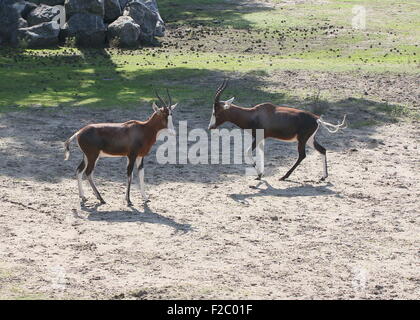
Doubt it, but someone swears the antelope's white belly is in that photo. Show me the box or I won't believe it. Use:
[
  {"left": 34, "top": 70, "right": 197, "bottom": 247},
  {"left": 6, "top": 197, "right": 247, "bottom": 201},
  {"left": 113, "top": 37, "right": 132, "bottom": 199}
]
[{"left": 99, "top": 151, "right": 124, "bottom": 158}]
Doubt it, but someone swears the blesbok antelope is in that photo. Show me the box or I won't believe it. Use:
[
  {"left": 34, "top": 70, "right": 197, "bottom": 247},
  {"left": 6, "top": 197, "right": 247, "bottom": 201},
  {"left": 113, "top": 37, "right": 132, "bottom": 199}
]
[
  {"left": 64, "top": 91, "right": 178, "bottom": 206},
  {"left": 208, "top": 80, "right": 346, "bottom": 181}
]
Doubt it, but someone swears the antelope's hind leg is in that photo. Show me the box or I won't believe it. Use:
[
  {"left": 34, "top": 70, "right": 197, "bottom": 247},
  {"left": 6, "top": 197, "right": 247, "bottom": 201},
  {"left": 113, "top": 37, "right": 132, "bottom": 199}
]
[
  {"left": 306, "top": 126, "right": 328, "bottom": 181},
  {"left": 76, "top": 155, "right": 88, "bottom": 203},
  {"left": 313, "top": 140, "right": 328, "bottom": 180},
  {"left": 85, "top": 152, "right": 106, "bottom": 204},
  {"left": 280, "top": 138, "right": 307, "bottom": 181}
]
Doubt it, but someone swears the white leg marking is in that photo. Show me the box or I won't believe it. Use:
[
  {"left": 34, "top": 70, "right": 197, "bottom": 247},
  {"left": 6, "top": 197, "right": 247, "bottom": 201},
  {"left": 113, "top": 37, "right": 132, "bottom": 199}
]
[
  {"left": 246, "top": 145, "right": 255, "bottom": 166},
  {"left": 322, "top": 154, "right": 328, "bottom": 179},
  {"left": 135, "top": 157, "right": 148, "bottom": 201},
  {"left": 307, "top": 124, "right": 319, "bottom": 149},
  {"left": 77, "top": 155, "right": 87, "bottom": 200},
  {"left": 255, "top": 140, "right": 265, "bottom": 176}
]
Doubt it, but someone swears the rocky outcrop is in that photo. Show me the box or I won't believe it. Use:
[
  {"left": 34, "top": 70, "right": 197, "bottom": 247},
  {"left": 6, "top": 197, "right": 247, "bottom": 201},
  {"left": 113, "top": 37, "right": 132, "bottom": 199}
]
[
  {"left": 0, "top": 0, "right": 165, "bottom": 47},
  {"left": 123, "top": 1, "right": 157, "bottom": 42},
  {"left": 26, "top": 4, "right": 60, "bottom": 26},
  {"left": 107, "top": 15, "right": 140, "bottom": 47},
  {"left": 17, "top": 21, "right": 60, "bottom": 47},
  {"left": 104, "top": 0, "right": 121, "bottom": 23},
  {"left": 27, "top": 1, "right": 65, "bottom": 5},
  {"left": 64, "top": 0, "right": 104, "bottom": 17},
  {"left": 62, "top": 13, "right": 106, "bottom": 47},
  {"left": 0, "top": 0, "right": 21, "bottom": 45}
]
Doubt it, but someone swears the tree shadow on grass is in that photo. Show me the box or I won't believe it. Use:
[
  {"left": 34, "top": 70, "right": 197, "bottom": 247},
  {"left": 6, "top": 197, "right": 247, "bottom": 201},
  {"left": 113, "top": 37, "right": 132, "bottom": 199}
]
[
  {"left": 159, "top": 0, "right": 274, "bottom": 28},
  {"left": 82, "top": 203, "right": 192, "bottom": 233}
]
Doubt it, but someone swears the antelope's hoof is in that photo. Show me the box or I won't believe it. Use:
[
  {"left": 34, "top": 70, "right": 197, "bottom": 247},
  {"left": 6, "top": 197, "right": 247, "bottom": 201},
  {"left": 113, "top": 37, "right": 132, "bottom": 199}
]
[
  {"left": 320, "top": 176, "right": 327, "bottom": 181},
  {"left": 143, "top": 198, "right": 151, "bottom": 204},
  {"left": 80, "top": 197, "right": 88, "bottom": 203},
  {"left": 127, "top": 201, "right": 133, "bottom": 207},
  {"left": 255, "top": 174, "right": 262, "bottom": 180},
  {"left": 99, "top": 199, "right": 106, "bottom": 205},
  {"left": 279, "top": 176, "right": 287, "bottom": 181}
]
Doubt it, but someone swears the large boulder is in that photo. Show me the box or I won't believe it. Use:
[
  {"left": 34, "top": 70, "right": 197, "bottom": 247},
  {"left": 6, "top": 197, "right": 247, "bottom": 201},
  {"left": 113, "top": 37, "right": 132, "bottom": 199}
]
[
  {"left": 0, "top": 0, "right": 21, "bottom": 45},
  {"left": 27, "top": 4, "right": 60, "bottom": 26},
  {"left": 118, "top": 0, "right": 130, "bottom": 10},
  {"left": 64, "top": 0, "right": 104, "bottom": 17},
  {"left": 107, "top": 15, "right": 140, "bottom": 47},
  {"left": 62, "top": 13, "right": 106, "bottom": 46},
  {"left": 17, "top": 21, "right": 60, "bottom": 47},
  {"left": 27, "top": 0, "right": 65, "bottom": 5},
  {"left": 123, "top": 1, "right": 157, "bottom": 42},
  {"left": 140, "top": 0, "right": 164, "bottom": 36},
  {"left": 13, "top": 1, "right": 38, "bottom": 19},
  {"left": 39, "top": 0, "right": 65, "bottom": 5},
  {"left": 104, "top": 0, "right": 121, "bottom": 23}
]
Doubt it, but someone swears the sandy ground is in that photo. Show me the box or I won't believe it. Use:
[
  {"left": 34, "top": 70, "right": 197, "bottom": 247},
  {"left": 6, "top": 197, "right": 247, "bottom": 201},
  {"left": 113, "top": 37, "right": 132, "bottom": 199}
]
[{"left": 0, "top": 103, "right": 418, "bottom": 299}]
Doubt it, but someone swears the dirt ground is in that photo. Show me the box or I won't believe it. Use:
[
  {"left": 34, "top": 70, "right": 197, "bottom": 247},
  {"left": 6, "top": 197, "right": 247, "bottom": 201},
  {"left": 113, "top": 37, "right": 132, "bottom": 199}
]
[{"left": 0, "top": 90, "right": 418, "bottom": 299}]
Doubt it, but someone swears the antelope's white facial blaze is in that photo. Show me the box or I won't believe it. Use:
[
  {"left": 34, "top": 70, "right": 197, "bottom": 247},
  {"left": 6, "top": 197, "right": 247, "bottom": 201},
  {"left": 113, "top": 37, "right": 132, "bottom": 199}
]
[
  {"left": 208, "top": 111, "right": 216, "bottom": 130},
  {"left": 167, "top": 113, "right": 175, "bottom": 135},
  {"left": 167, "top": 103, "right": 177, "bottom": 136}
]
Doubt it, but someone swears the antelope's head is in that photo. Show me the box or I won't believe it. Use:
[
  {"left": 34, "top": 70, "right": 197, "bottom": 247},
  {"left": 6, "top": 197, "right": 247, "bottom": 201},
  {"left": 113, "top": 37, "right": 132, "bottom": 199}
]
[
  {"left": 153, "top": 89, "right": 177, "bottom": 136},
  {"left": 208, "top": 80, "right": 234, "bottom": 130}
]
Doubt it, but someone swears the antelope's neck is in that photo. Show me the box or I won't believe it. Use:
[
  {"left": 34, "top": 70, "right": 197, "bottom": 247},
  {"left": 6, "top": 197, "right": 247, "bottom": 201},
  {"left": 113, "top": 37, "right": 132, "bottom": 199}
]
[
  {"left": 145, "top": 113, "right": 166, "bottom": 137},
  {"left": 226, "top": 105, "right": 255, "bottom": 129}
]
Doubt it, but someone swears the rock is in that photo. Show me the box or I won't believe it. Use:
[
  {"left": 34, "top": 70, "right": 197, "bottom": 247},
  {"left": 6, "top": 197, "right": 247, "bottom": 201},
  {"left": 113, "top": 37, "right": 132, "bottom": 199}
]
[
  {"left": 39, "top": 0, "right": 65, "bottom": 5},
  {"left": 107, "top": 15, "right": 140, "bottom": 47},
  {"left": 140, "top": 0, "right": 164, "bottom": 36},
  {"left": 0, "top": 0, "right": 21, "bottom": 45},
  {"left": 14, "top": 1, "right": 38, "bottom": 19},
  {"left": 104, "top": 0, "right": 121, "bottom": 23},
  {"left": 17, "top": 21, "right": 60, "bottom": 47},
  {"left": 64, "top": 0, "right": 104, "bottom": 17},
  {"left": 18, "top": 17, "right": 28, "bottom": 28},
  {"left": 23, "top": 1, "right": 65, "bottom": 6},
  {"left": 27, "top": 4, "right": 60, "bottom": 26},
  {"left": 123, "top": 1, "right": 157, "bottom": 42},
  {"left": 119, "top": 0, "right": 130, "bottom": 10},
  {"left": 63, "top": 13, "right": 106, "bottom": 47}
]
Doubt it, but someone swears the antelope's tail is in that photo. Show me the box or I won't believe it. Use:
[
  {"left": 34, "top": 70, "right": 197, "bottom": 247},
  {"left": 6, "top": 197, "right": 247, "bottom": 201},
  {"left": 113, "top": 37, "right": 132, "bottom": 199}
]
[
  {"left": 317, "top": 114, "right": 347, "bottom": 133},
  {"left": 64, "top": 131, "right": 79, "bottom": 160}
]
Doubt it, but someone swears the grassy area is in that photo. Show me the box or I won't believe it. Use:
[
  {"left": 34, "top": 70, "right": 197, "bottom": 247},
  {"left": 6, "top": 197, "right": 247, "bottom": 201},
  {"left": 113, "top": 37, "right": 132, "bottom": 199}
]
[{"left": 0, "top": 0, "right": 418, "bottom": 118}]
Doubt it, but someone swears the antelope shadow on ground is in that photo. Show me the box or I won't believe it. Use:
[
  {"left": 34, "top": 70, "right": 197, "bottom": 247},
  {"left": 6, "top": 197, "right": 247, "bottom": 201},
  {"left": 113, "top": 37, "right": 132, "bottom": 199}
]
[
  {"left": 82, "top": 203, "right": 192, "bottom": 233},
  {"left": 229, "top": 179, "right": 338, "bottom": 205}
]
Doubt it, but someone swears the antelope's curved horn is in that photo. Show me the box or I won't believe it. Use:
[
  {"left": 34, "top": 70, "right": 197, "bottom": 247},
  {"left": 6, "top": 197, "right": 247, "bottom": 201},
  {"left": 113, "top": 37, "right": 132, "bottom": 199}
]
[
  {"left": 154, "top": 90, "right": 166, "bottom": 107},
  {"left": 214, "top": 79, "right": 228, "bottom": 104},
  {"left": 166, "top": 88, "right": 172, "bottom": 107}
]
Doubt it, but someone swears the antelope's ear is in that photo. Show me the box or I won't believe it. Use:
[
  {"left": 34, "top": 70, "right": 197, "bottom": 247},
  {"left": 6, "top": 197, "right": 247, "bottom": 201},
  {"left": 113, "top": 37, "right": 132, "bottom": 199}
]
[
  {"left": 170, "top": 103, "right": 178, "bottom": 111},
  {"left": 152, "top": 102, "right": 160, "bottom": 113},
  {"left": 223, "top": 97, "right": 234, "bottom": 109}
]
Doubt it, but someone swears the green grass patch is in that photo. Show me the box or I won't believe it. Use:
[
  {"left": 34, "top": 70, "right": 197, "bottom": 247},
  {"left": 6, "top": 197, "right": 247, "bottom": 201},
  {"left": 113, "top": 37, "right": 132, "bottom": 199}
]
[{"left": 0, "top": 0, "right": 418, "bottom": 122}]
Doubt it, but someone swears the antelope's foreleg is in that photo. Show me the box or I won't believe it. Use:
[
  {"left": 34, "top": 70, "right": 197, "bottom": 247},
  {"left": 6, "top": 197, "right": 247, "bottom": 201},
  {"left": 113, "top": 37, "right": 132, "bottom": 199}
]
[
  {"left": 247, "top": 138, "right": 265, "bottom": 180},
  {"left": 136, "top": 157, "right": 149, "bottom": 202}
]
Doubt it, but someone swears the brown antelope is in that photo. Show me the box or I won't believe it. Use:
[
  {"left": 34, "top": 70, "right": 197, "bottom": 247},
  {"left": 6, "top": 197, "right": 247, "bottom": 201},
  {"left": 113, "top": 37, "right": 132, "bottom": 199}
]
[
  {"left": 64, "top": 91, "right": 177, "bottom": 206},
  {"left": 208, "top": 80, "right": 346, "bottom": 181}
]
